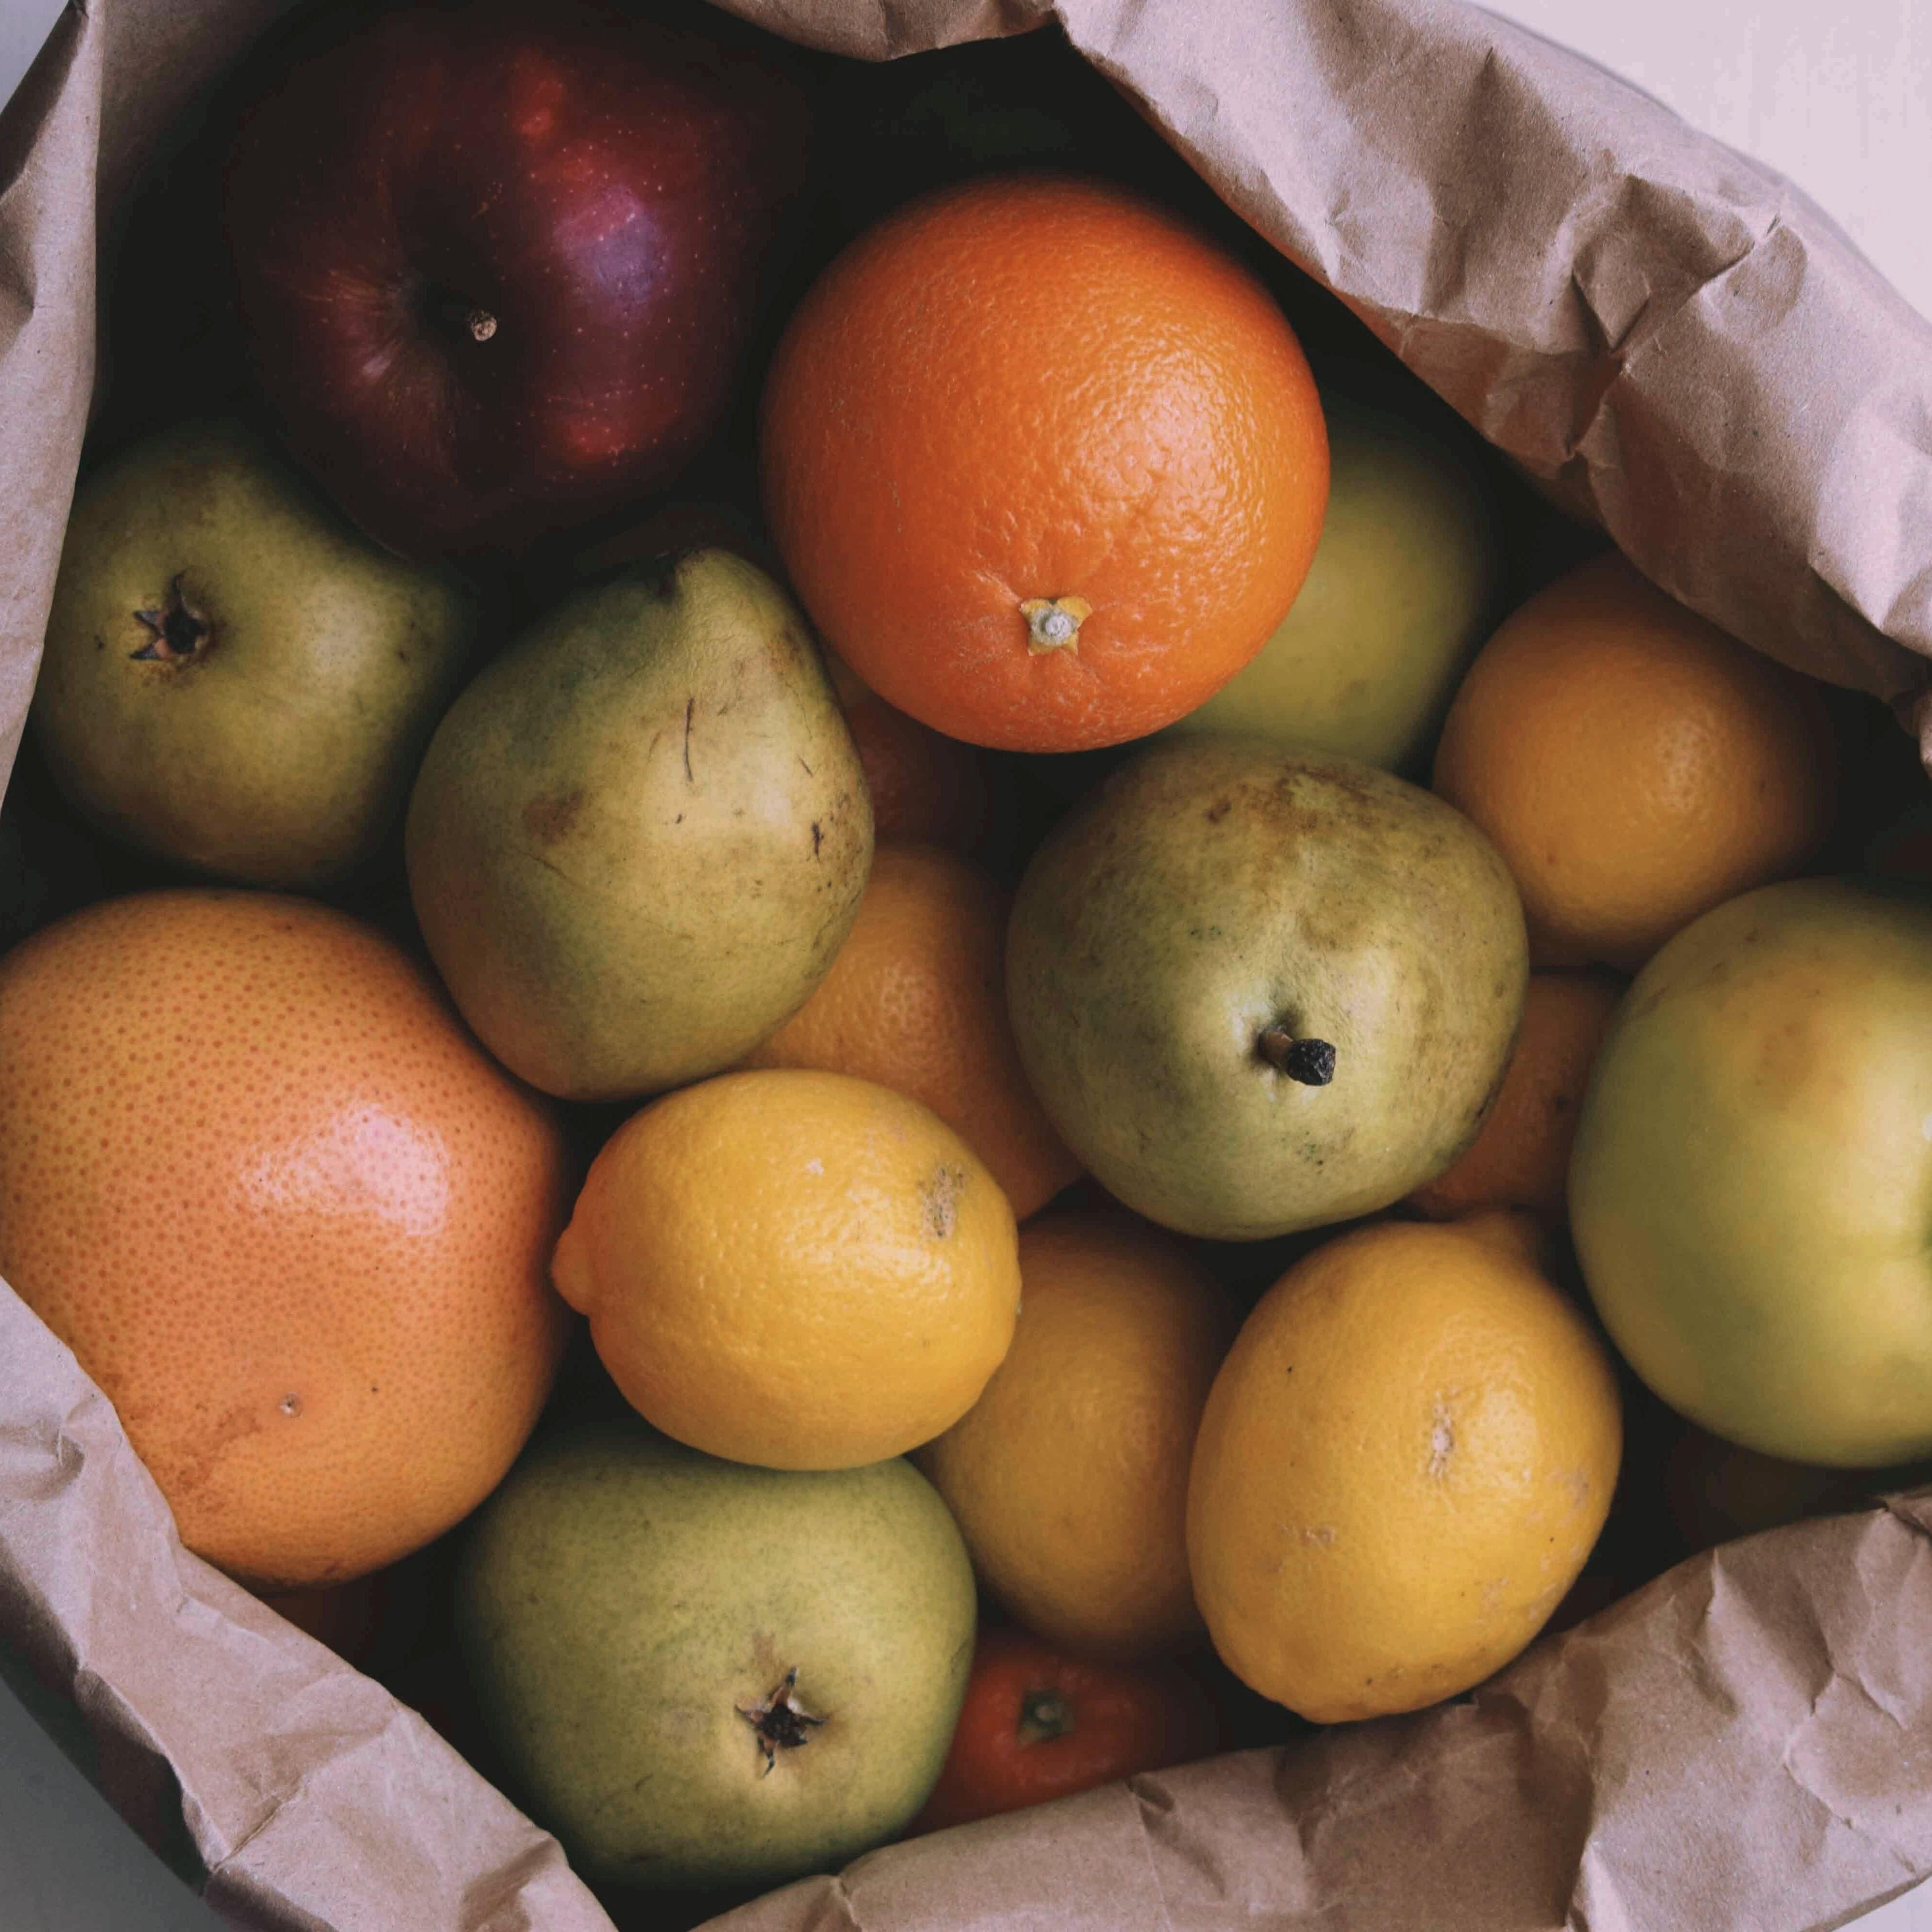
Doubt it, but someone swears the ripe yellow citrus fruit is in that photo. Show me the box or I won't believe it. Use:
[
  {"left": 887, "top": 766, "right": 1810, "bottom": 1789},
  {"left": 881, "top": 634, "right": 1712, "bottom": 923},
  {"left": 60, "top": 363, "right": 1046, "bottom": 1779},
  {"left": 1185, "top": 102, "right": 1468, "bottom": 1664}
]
[
  {"left": 1187, "top": 1213, "right": 1621, "bottom": 1721},
  {"left": 551, "top": 1069, "right": 1021, "bottom": 1469},
  {"left": 915, "top": 1208, "right": 1237, "bottom": 1661},
  {"left": 742, "top": 843, "right": 1081, "bottom": 1220},
  {"left": 1431, "top": 552, "right": 1834, "bottom": 971}
]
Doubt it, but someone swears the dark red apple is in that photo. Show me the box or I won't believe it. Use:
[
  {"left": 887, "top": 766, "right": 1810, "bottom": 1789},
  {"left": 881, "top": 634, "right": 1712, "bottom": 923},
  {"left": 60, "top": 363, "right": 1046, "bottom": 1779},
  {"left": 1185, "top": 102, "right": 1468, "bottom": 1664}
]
[{"left": 223, "top": 0, "right": 809, "bottom": 560}]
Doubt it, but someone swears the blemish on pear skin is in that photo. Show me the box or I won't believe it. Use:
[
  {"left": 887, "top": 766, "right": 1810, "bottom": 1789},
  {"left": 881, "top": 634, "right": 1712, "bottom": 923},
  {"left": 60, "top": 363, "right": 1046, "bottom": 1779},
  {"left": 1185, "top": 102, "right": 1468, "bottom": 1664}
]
[{"left": 524, "top": 790, "right": 585, "bottom": 845}]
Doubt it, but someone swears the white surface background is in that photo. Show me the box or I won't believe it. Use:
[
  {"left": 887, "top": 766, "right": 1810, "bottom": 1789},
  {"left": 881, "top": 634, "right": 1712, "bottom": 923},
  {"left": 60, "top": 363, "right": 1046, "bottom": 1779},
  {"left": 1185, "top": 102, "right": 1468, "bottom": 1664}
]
[
  {"left": 0, "top": 0, "right": 1929, "bottom": 1927},
  {"left": 0, "top": 0, "right": 56, "bottom": 128},
  {"left": 1485, "top": 0, "right": 1931, "bottom": 321}
]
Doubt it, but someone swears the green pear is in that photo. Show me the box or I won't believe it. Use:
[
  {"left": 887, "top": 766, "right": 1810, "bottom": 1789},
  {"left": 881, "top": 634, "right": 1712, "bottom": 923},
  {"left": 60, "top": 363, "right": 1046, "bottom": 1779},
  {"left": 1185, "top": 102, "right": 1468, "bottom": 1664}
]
[
  {"left": 405, "top": 549, "right": 872, "bottom": 1101},
  {"left": 1162, "top": 396, "right": 1496, "bottom": 772},
  {"left": 1006, "top": 737, "right": 1528, "bottom": 1240},
  {"left": 33, "top": 419, "right": 478, "bottom": 886},
  {"left": 456, "top": 1417, "right": 974, "bottom": 1893}
]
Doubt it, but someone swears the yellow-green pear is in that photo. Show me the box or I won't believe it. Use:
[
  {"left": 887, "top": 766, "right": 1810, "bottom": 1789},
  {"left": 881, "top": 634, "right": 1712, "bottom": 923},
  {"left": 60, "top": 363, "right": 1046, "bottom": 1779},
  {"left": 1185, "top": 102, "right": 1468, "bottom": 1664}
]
[
  {"left": 1165, "top": 396, "right": 1495, "bottom": 771},
  {"left": 457, "top": 1418, "right": 974, "bottom": 1893},
  {"left": 34, "top": 419, "right": 478, "bottom": 885},
  {"left": 1007, "top": 736, "right": 1527, "bottom": 1241},
  {"left": 405, "top": 549, "right": 872, "bottom": 1101}
]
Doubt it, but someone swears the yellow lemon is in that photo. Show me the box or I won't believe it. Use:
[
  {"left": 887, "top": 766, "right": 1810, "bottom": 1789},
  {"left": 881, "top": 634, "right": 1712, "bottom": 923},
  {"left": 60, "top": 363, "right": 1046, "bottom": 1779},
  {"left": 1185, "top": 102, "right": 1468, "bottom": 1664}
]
[
  {"left": 916, "top": 1208, "right": 1237, "bottom": 1660},
  {"left": 552, "top": 1069, "right": 1021, "bottom": 1470},
  {"left": 1187, "top": 1213, "right": 1621, "bottom": 1721}
]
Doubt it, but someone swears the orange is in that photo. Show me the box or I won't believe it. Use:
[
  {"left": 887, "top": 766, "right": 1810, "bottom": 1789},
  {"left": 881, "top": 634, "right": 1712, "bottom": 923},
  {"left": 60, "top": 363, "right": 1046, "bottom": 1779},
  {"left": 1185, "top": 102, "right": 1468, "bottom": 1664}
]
[
  {"left": 915, "top": 1208, "right": 1237, "bottom": 1661},
  {"left": 1407, "top": 971, "right": 1623, "bottom": 1219},
  {"left": 0, "top": 890, "right": 571, "bottom": 1591},
  {"left": 550, "top": 1068, "right": 1020, "bottom": 1469},
  {"left": 910, "top": 1627, "right": 1224, "bottom": 1834},
  {"left": 760, "top": 173, "right": 1329, "bottom": 753},
  {"left": 838, "top": 691, "right": 987, "bottom": 854},
  {"left": 1187, "top": 1212, "right": 1621, "bottom": 1721},
  {"left": 741, "top": 844, "right": 1079, "bottom": 1219},
  {"left": 820, "top": 645, "right": 987, "bottom": 852},
  {"left": 1431, "top": 552, "right": 1833, "bottom": 971},
  {"left": 842, "top": 692, "right": 987, "bottom": 851}
]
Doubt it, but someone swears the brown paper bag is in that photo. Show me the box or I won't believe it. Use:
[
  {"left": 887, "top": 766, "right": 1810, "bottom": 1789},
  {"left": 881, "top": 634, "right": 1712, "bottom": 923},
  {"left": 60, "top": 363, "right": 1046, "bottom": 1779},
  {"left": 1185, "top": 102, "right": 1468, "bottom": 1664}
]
[{"left": 3, "top": 2, "right": 1932, "bottom": 1928}]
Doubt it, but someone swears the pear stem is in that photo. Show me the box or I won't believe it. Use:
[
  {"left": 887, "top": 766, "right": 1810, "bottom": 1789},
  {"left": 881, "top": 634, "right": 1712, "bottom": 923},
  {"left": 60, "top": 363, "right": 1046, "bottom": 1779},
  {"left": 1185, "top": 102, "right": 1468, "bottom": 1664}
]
[
  {"left": 1259, "top": 1027, "right": 1337, "bottom": 1085},
  {"left": 427, "top": 287, "right": 499, "bottom": 342}
]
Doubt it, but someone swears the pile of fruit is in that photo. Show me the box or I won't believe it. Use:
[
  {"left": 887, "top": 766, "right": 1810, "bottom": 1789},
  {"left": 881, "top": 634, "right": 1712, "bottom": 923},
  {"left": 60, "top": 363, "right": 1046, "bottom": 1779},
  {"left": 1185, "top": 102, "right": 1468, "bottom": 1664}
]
[{"left": 8, "top": 0, "right": 1932, "bottom": 1919}]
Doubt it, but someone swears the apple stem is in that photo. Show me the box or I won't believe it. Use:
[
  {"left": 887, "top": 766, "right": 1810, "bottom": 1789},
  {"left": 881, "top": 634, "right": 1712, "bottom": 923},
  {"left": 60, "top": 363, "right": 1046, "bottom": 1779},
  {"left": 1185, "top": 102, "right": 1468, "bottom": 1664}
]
[
  {"left": 1259, "top": 1027, "right": 1337, "bottom": 1085},
  {"left": 431, "top": 294, "right": 499, "bottom": 343}
]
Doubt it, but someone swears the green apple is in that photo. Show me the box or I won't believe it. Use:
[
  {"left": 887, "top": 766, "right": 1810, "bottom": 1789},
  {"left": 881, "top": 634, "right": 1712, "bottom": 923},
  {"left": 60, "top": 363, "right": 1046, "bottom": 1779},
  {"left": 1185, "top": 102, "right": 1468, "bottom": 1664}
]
[
  {"left": 34, "top": 419, "right": 477, "bottom": 887},
  {"left": 1164, "top": 394, "right": 1495, "bottom": 771},
  {"left": 1571, "top": 876, "right": 1932, "bottom": 1466}
]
